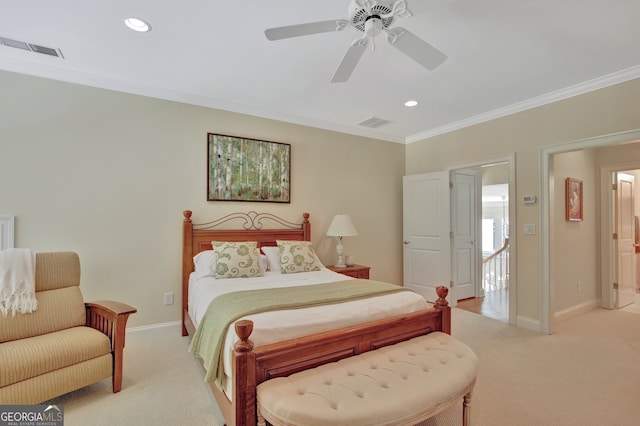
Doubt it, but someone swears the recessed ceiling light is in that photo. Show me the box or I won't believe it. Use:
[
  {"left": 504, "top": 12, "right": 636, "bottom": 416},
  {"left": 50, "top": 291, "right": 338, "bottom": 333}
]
[
  {"left": 404, "top": 100, "right": 418, "bottom": 107},
  {"left": 124, "top": 18, "right": 151, "bottom": 33}
]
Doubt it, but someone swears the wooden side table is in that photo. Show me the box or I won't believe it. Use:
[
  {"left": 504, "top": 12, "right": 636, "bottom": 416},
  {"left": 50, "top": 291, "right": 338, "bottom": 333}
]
[{"left": 326, "top": 264, "right": 370, "bottom": 279}]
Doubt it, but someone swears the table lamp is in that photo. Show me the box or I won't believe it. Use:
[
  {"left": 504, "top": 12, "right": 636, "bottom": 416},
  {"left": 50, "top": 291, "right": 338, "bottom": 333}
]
[{"left": 326, "top": 214, "right": 358, "bottom": 267}]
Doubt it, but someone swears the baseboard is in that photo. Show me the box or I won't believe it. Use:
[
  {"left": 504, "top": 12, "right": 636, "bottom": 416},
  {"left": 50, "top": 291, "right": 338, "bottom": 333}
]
[
  {"left": 128, "top": 321, "right": 181, "bottom": 334},
  {"left": 554, "top": 299, "right": 600, "bottom": 323},
  {"left": 516, "top": 315, "right": 541, "bottom": 333}
]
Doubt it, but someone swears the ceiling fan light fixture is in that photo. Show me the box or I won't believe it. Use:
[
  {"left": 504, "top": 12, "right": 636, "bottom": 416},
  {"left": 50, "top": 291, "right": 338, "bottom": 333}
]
[
  {"left": 404, "top": 100, "right": 418, "bottom": 107},
  {"left": 364, "top": 16, "right": 383, "bottom": 38},
  {"left": 124, "top": 17, "right": 151, "bottom": 33},
  {"left": 264, "top": 0, "right": 447, "bottom": 83}
]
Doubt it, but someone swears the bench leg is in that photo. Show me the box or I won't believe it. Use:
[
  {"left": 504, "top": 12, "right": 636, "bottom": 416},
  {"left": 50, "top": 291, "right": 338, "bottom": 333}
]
[
  {"left": 257, "top": 406, "right": 266, "bottom": 426},
  {"left": 462, "top": 389, "right": 473, "bottom": 426}
]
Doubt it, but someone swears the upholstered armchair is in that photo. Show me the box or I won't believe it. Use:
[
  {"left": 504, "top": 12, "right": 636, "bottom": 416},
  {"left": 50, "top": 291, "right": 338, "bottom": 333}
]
[{"left": 0, "top": 252, "right": 136, "bottom": 404}]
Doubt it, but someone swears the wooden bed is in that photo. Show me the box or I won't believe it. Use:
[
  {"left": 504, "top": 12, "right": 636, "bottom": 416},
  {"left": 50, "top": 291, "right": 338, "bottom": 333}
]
[{"left": 182, "top": 210, "right": 451, "bottom": 426}]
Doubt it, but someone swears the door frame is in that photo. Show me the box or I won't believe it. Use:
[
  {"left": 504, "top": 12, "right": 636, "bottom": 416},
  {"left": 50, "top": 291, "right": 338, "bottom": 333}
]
[
  {"left": 448, "top": 154, "right": 517, "bottom": 325},
  {"left": 541, "top": 128, "right": 640, "bottom": 334}
]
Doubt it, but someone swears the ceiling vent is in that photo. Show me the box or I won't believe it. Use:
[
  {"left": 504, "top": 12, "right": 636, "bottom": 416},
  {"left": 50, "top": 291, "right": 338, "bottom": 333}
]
[
  {"left": 0, "top": 36, "right": 63, "bottom": 58},
  {"left": 357, "top": 116, "right": 392, "bottom": 129}
]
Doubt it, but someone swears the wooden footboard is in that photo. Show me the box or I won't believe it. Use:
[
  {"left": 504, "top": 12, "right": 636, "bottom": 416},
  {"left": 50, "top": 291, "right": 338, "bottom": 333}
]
[
  {"left": 187, "top": 287, "right": 451, "bottom": 426},
  {"left": 227, "top": 298, "right": 451, "bottom": 426}
]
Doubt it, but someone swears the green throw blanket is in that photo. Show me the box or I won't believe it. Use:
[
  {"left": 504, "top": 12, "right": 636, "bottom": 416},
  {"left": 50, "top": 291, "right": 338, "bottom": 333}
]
[{"left": 188, "top": 279, "right": 410, "bottom": 389}]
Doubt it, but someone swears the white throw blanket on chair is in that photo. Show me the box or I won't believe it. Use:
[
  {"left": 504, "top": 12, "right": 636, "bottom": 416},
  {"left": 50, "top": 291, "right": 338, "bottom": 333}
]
[{"left": 0, "top": 248, "right": 38, "bottom": 317}]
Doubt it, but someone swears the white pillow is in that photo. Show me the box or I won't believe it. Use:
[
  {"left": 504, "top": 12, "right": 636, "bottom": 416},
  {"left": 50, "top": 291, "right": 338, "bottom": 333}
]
[
  {"left": 261, "top": 246, "right": 281, "bottom": 272},
  {"left": 193, "top": 250, "right": 216, "bottom": 279},
  {"left": 276, "top": 240, "right": 323, "bottom": 274},
  {"left": 260, "top": 254, "right": 269, "bottom": 273},
  {"left": 212, "top": 241, "right": 264, "bottom": 278}
]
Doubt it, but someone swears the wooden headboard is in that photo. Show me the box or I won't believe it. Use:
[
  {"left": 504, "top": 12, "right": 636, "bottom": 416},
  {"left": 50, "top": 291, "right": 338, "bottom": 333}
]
[{"left": 181, "top": 210, "right": 311, "bottom": 335}]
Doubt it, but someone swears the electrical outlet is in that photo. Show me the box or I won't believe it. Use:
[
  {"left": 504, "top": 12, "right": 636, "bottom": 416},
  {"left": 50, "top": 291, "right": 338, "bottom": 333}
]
[{"left": 163, "top": 292, "right": 174, "bottom": 305}]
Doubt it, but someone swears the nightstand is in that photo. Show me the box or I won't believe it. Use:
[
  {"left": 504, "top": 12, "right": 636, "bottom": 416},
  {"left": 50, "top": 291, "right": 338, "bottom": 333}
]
[{"left": 326, "top": 264, "right": 370, "bottom": 279}]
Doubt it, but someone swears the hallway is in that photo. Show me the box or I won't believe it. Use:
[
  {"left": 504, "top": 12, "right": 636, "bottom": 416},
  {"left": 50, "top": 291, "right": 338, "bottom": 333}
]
[{"left": 456, "top": 288, "right": 509, "bottom": 322}]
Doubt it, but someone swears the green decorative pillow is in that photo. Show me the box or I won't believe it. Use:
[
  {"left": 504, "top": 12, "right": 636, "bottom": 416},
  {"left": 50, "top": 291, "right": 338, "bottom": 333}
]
[
  {"left": 276, "top": 240, "right": 322, "bottom": 274},
  {"left": 211, "top": 241, "right": 263, "bottom": 278}
]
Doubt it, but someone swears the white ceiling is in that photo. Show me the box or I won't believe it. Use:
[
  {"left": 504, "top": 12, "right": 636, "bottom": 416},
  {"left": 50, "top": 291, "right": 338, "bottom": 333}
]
[{"left": 1, "top": 0, "right": 640, "bottom": 144}]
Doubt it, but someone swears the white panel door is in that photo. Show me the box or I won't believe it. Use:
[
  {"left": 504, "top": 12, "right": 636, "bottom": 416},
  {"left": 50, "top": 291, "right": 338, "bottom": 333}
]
[
  {"left": 403, "top": 172, "right": 451, "bottom": 303},
  {"left": 452, "top": 169, "right": 479, "bottom": 301},
  {"left": 615, "top": 172, "right": 635, "bottom": 308}
]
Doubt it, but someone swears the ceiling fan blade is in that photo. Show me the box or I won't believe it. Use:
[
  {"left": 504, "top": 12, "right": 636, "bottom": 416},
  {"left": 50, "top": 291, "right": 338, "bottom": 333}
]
[
  {"left": 331, "top": 39, "right": 368, "bottom": 83},
  {"left": 386, "top": 27, "right": 447, "bottom": 70},
  {"left": 265, "top": 20, "right": 346, "bottom": 41}
]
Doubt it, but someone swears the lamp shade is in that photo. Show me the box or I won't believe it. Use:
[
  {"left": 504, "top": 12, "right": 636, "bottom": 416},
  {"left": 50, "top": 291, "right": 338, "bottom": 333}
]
[{"left": 326, "top": 214, "right": 358, "bottom": 237}]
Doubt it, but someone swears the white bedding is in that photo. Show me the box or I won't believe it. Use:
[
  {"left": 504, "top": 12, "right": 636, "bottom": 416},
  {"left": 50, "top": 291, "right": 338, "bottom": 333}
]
[{"left": 188, "top": 267, "right": 429, "bottom": 397}]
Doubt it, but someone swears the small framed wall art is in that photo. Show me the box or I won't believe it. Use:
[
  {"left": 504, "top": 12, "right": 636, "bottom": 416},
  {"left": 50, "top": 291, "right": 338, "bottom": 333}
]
[
  {"left": 565, "top": 177, "right": 583, "bottom": 221},
  {"left": 207, "top": 133, "right": 291, "bottom": 203}
]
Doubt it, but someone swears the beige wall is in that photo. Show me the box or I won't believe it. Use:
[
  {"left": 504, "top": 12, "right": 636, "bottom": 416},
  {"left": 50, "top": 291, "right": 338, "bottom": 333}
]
[
  {"left": 481, "top": 162, "right": 509, "bottom": 186},
  {"left": 0, "top": 70, "right": 405, "bottom": 327},
  {"left": 406, "top": 77, "right": 640, "bottom": 327},
  {"left": 551, "top": 150, "right": 598, "bottom": 314},
  {"left": 4, "top": 68, "right": 640, "bottom": 330}
]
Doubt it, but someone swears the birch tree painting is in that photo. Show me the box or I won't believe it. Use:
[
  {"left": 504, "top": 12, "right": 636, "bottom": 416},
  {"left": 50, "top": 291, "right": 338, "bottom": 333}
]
[{"left": 207, "top": 133, "right": 291, "bottom": 202}]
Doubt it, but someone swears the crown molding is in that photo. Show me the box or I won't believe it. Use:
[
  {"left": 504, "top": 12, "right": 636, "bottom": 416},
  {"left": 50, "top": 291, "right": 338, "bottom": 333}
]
[{"left": 405, "top": 65, "right": 640, "bottom": 144}]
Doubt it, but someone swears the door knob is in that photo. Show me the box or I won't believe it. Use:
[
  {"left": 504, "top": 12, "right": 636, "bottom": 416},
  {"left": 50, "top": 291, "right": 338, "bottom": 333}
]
[{"left": 403, "top": 240, "right": 410, "bottom": 245}]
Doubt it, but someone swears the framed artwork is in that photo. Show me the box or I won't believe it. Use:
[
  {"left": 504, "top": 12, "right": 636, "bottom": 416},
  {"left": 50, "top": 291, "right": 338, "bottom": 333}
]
[
  {"left": 207, "top": 133, "right": 291, "bottom": 203},
  {"left": 565, "top": 177, "right": 583, "bottom": 221}
]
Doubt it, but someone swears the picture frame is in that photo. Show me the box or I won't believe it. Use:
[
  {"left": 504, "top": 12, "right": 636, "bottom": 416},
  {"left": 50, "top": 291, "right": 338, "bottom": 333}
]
[
  {"left": 207, "top": 133, "right": 291, "bottom": 203},
  {"left": 565, "top": 177, "right": 583, "bottom": 221}
]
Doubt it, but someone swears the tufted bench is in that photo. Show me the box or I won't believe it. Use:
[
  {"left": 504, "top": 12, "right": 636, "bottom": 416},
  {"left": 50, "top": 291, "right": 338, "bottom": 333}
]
[{"left": 256, "top": 331, "right": 478, "bottom": 426}]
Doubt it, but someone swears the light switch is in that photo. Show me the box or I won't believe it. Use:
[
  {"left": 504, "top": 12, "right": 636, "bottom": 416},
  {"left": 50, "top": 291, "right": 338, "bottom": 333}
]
[{"left": 523, "top": 224, "right": 536, "bottom": 235}]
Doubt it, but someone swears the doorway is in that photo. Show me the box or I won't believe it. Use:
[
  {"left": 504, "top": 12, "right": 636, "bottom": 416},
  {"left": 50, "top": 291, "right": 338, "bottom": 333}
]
[
  {"left": 403, "top": 155, "right": 516, "bottom": 325},
  {"left": 457, "top": 163, "right": 510, "bottom": 322},
  {"left": 541, "top": 128, "right": 640, "bottom": 334}
]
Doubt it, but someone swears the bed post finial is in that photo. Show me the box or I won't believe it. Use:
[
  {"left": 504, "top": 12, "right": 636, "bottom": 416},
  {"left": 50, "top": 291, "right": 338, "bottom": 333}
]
[
  {"left": 302, "top": 212, "right": 311, "bottom": 241},
  {"left": 435, "top": 286, "right": 449, "bottom": 308},
  {"left": 183, "top": 210, "right": 192, "bottom": 222},
  {"left": 234, "top": 320, "right": 254, "bottom": 352},
  {"left": 435, "top": 286, "right": 451, "bottom": 335}
]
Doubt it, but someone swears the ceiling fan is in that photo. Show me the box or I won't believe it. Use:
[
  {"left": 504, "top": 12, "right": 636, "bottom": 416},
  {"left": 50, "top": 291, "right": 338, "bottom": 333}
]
[{"left": 264, "top": 0, "right": 447, "bottom": 83}]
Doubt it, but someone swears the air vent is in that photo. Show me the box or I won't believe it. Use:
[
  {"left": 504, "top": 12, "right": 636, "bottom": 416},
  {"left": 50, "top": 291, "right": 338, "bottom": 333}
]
[
  {"left": 0, "top": 37, "right": 29, "bottom": 51},
  {"left": 0, "top": 36, "right": 63, "bottom": 58},
  {"left": 358, "top": 116, "right": 392, "bottom": 128}
]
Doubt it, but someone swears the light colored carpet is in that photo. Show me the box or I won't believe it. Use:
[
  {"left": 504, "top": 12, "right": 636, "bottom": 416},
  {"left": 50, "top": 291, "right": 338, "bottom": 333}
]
[
  {"left": 48, "top": 307, "right": 640, "bottom": 425},
  {"left": 620, "top": 293, "right": 640, "bottom": 314}
]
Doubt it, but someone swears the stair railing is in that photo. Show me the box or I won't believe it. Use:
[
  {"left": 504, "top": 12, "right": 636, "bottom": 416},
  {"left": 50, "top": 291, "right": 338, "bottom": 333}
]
[{"left": 482, "top": 238, "right": 509, "bottom": 292}]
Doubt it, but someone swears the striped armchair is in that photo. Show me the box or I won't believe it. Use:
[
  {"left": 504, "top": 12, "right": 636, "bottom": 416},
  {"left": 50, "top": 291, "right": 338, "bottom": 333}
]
[{"left": 0, "top": 252, "right": 136, "bottom": 404}]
